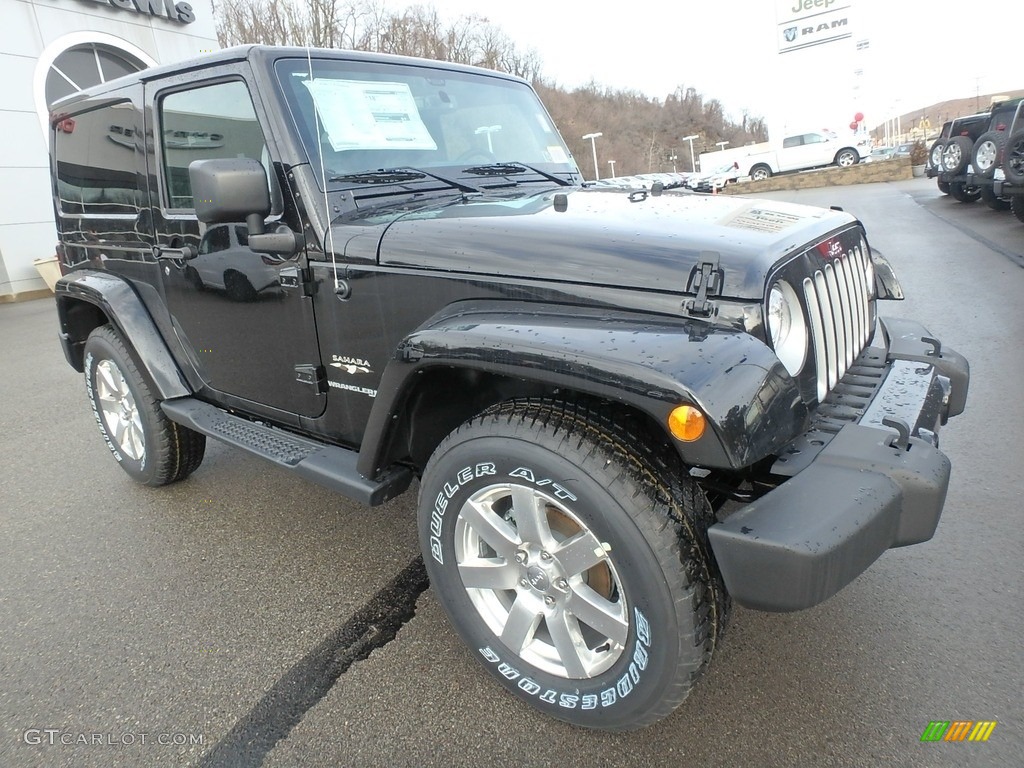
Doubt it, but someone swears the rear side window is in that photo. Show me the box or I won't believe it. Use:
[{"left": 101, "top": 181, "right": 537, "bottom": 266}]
[
  {"left": 159, "top": 80, "right": 271, "bottom": 210},
  {"left": 54, "top": 101, "right": 143, "bottom": 216}
]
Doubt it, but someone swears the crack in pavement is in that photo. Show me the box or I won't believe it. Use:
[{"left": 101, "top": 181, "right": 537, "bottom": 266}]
[{"left": 195, "top": 556, "right": 429, "bottom": 768}]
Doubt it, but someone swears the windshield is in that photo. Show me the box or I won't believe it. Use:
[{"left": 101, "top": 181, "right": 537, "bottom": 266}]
[{"left": 275, "top": 57, "right": 577, "bottom": 188}]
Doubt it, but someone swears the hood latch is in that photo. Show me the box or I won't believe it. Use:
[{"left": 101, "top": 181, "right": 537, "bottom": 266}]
[{"left": 683, "top": 252, "right": 722, "bottom": 318}]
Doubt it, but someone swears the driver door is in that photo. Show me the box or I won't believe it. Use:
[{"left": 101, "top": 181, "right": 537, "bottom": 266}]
[{"left": 147, "top": 71, "right": 325, "bottom": 419}]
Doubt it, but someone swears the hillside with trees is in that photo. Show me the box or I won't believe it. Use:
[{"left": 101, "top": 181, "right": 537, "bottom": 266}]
[{"left": 215, "top": 0, "right": 767, "bottom": 176}]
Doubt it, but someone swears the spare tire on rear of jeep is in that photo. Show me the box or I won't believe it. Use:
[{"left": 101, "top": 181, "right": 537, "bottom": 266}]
[
  {"left": 971, "top": 131, "right": 1007, "bottom": 179},
  {"left": 942, "top": 136, "right": 974, "bottom": 175}
]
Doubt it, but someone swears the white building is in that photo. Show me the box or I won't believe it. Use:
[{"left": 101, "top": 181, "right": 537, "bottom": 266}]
[{"left": 1, "top": 0, "right": 218, "bottom": 300}]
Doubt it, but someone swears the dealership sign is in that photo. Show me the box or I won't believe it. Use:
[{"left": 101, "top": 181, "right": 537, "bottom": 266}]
[
  {"left": 776, "top": 0, "right": 852, "bottom": 54},
  {"left": 78, "top": 0, "right": 196, "bottom": 24}
]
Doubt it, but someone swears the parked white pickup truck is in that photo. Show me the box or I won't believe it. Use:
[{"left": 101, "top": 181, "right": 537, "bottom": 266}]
[{"left": 700, "top": 130, "right": 871, "bottom": 181}]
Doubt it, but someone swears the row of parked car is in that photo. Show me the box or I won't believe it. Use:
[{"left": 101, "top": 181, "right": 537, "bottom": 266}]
[{"left": 926, "top": 96, "right": 1024, "bottom": 224}]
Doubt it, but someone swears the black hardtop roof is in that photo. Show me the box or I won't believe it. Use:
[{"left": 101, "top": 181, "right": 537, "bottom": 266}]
[{"left": 50, "top": 44, "right": 526, "bottom": 114}]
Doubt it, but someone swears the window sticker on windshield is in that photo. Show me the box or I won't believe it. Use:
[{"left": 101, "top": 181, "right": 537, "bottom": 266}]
[
  {"left": 546, "top": 146, "right": 569, "bottom": 163},
  {"left": 302, "top": 79, "right": 438, "bottom": 152}
]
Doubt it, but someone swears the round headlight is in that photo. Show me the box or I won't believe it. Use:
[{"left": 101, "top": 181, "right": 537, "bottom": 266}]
[{"left": 767, "top": 280, "right": 807, "bottom": 376}]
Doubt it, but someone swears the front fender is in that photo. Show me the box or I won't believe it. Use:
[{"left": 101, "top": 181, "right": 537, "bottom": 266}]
[
  {"left": 357, "top": 302, "right": 807, "bottom": 476},
  {"left": 55, "top": 270, "right": 191, "bottom": 400}
]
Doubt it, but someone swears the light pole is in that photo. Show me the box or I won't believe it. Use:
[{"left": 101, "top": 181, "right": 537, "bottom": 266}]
[
  {"left": 716, "top": 140, "right": 730, "bottom": 152},
  {"left": 681, "top": 134, "right": 698, "bottom": 172},
  {"left": 582, "top": 132, "right": 602, "bottom": 180},
  {"left": 669, "top": 153, "right": 677, "bottom": 173},
  {"left": 608, "top": 160, "right": 616, "bottom": 178}
]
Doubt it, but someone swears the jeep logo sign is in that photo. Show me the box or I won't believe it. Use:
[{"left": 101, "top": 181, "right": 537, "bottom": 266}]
[
  {"left": 776, "top": 0, "right": 851, "bottom": 54},
  {"left": 77, "top": 0, "right": 196, "bottom": 24}
]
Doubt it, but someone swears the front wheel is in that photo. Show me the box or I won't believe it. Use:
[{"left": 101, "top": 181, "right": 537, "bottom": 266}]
[
  {"left": 84, "top": 325, "right": 205, "bottom": 486},
  {"left": 418, "top": 399, "right": 728, "bottom": 731}
]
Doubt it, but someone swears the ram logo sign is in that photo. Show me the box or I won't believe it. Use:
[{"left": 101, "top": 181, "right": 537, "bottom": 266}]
[{"left": 776, "top": 0, "right": 853, "bottom": 54}]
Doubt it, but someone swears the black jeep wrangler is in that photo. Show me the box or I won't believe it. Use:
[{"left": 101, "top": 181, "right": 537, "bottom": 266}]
[
  {"left": 49, "top": 45, "right": 970, "bottom": 731},
  {"left": 932, "top": 111, "right": 992, "bottom": 202}
]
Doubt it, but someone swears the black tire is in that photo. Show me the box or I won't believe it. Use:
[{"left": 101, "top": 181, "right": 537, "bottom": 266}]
[
  {"left": 979, "top": 184, "right": 1010, "bottom": 211},
  {"left": 1011, "top": 195, "right": 1024, "bottom": 224},
  {"left": 834, "top": 148, "right": 859, "bottom": 168},
  {"left": 84, "top": 325, "right": 205, "bottom": 486},
  {"left": 928, "top": 139, "right": 945, "bottom": 171},
  {"left": 224, "top": 270, "right": 257, "bottom": 302},
  {"left": 418, "top": 399, "right": 728, "bottom": 731},
  {"left": 1003, "top": 129, "right": 1024, "bottom": 186},
  {"left": 941, "top": 136, "right": 973, "bottom": 174},
  {"left": 971, "top": 131, "right": 1006, "bottom": 179},
  {"left": 949, "top": 182, "right": 981, "bottom": 203},
  {"left": 184, "top": 265, "right": 205, "bottom": 291},
  {"left": 750, "top": 164, "right": 771, "bottom": 181},
  {"left": 937, "top": 180, "right": 951, "bottom": 195}
]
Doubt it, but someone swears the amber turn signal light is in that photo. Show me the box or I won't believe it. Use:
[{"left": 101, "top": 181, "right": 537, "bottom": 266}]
[{"left": 668, "top": 405, "right": 706, "bottom": 442}]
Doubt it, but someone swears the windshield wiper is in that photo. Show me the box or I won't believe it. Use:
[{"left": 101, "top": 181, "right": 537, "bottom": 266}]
[
  {"left": 463, "top": 162, "right": 571, "bottom": 186},
  {"left": 330, "top": 169, "right": 426, "bottom": 184},
  {"left": 330, "top": 167, "right": 480, "bottom": 193}
]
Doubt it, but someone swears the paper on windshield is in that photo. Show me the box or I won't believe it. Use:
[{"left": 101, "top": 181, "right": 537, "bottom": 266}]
[{"left": 302, "top": 79, "right": 438, "bottom": 152}]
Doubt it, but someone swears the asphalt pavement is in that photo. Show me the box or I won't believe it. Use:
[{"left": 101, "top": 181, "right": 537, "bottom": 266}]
[{"left": 1, "top": 176, "right": 1021, "bottom": 767}]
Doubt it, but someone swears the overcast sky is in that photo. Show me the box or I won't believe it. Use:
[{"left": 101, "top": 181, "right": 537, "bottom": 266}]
[{"left": 382, "top": 0, "right": 1019, "bottom": 138}]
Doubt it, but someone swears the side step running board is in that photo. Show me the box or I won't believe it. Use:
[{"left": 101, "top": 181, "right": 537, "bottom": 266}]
[{"left": 161, "top": 398, "right": 412, "bottom": 506}]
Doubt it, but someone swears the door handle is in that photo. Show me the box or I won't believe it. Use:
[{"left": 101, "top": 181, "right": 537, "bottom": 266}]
[{"left": 154, "top": 245, "right": 197, "bottom": 261}]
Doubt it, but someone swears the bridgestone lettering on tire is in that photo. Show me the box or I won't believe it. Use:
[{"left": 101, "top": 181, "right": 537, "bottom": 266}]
[
  {"left": 418, "top": 399, "right": 728, "bottom": 731},
  {"left": 84, "top": 325, "right": 205, "bottom": 486}
]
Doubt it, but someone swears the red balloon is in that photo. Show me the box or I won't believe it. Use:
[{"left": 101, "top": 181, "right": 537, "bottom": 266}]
[
  {"left": 850, "top": 121, "right": 859, "bottom": 130},
  {"left": 854, "top": 112, "right": 864, "bottom": 122}
]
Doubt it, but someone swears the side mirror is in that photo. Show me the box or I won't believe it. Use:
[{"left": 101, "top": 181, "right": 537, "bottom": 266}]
[
  {"left": 188, "top": 158, "right": 303, "bottom": 257},
  {"left": 189, "top": 158, "right": 270, "bottom": 224}
]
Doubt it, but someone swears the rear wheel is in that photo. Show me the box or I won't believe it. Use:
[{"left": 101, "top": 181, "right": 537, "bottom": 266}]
[
  {"left": 979, "top": 185, "right": 1010, "bottom": 211},
  {"left": 1011, "top": 195, "right": 1024, "bottom": 224},
  {"left": 418, "top": 399, "right": 728, "bottom": 730},
  {"left": 950, "top": 182, "right": 981, "bottom": 203},
  {"left": 84, "top": 325, "right": 205, "bottom": 486},
  {"left": 834, "top": 148, "right": 859, "bottom": 167},
  {"left": 750, "top": 164, "right": 772, "bottom": 181}
]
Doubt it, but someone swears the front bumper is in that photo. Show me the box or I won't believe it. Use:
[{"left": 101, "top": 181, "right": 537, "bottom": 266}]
[{"left": 707, "top": 317, "right": 970, "bottom": 612}]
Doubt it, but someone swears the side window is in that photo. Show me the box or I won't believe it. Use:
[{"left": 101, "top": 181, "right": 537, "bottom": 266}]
[
  {"left": 782, "top": 135, "right": 802, "bottom": 149},
  {"left": 198, "top": 224, "right": 231, "bottom": 254},
  {"left": 803, "top": 133, "right": 825, "bottom": 145},
  {"left": 54, "top": 101, "right": 143, "bottom": 215},
  {"left": 160, "top": 80, "right": 272, "bottom": 211}
]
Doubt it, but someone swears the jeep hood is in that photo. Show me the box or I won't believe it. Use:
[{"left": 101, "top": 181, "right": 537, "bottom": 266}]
[{"left": 367, "top": 187, "right": 856, "bottom": 300}]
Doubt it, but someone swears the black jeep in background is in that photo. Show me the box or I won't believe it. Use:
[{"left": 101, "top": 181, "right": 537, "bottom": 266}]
[
  {"left": 48, "top": 45, "right": 970, "bottom": 730},
  {"left": 931, "top": 111, "right": 992, "bottom": 202}
]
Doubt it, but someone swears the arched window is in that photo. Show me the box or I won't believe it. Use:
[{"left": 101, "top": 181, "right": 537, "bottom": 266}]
[{"left": 45, "top": 43, "right": 147, "bottom": 108}]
